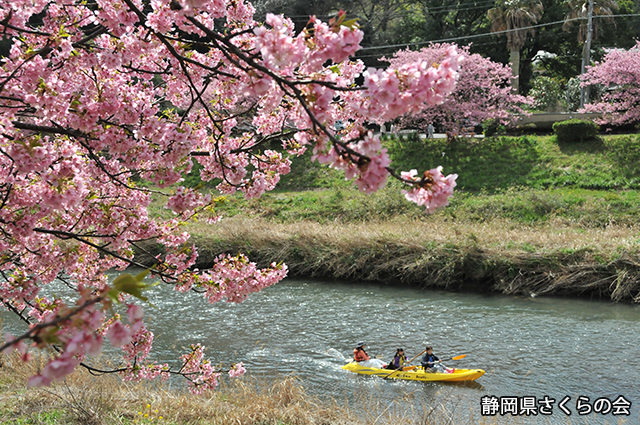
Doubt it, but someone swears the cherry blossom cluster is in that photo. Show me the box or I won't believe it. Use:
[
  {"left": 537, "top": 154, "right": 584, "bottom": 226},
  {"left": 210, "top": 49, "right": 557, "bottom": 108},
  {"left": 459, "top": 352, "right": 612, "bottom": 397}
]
[
  {"left": 179, "top": 344, "right": 221, "bottom": 394},
  {"left": 166, "top": 187, "right": 213, "bottom": 215},
  {"left": 313, "top": 131, "right": 391, "bottom": 194},
  {"left": 355, "top": 45, "right": 462, "bottom": 123},
  {"left": 0, "top": 0, "right": 462, "bottom": 390},
  {"left": 580, "top": 41, "right": 640, "bottom": 126},
  {"left": 304, "top": 12, "right": 364, "bottom": 70},
  {"left": 202, "top": 254, "right": 288, "bottom": 303},
  {"left": 122, "top": 362, "right": 171, "bottom": 383},
  {"left": 385, "top": 43, "right": 530, "bottom": 134},
  {"left": 8, "top": 296, "right": 108, "bottom": 387},
  {"left": 1, "top": 333, "right": 30, "bottom": 362},
  {"left": 228, "top": 362, "right": 246, "bottom": 378},
  {"left": 254, "top": 14, "right": 306, "bottom": 75},
  {"left": 401, "top": 167, "right": 458, "bottom": 212},
  {"left": 253, "top": 11, "right": 363, "bottom": 76},
  {"left": 106, "top": 305, "right": 145, "bottom": 348}
]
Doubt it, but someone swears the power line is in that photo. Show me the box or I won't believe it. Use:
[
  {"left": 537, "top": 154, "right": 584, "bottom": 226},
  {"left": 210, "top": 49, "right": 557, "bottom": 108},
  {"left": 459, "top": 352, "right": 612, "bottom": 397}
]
[
  {"left": 276, "top": 0, "right": 499, "bottom": 23},
  {"left": 357, "top": 13, "right": 640, "bottom": 52},
  {"left": 279, "top": 0, "right": 496, "bottom": 19},
  {"left": 358, "top": 17, "right": 575, "bottom": 51},
  {"left": 355, "top": 40, "right": 499, "bottom": 60}
]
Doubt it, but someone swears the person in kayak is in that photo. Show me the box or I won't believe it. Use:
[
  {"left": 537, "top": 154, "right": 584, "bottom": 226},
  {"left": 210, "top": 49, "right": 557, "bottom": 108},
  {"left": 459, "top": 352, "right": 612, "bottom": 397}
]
[
  {"left": 421, "top": 346, "right": 452, "bottom": 373},
  {"left": 353, "top": 342, "right": 386, "bottom": 368},
  {"left": 385, "top": 348, "right": 407, "bottom": 370},
  {"left": 353, "top": 341, "right": 369, "bottom": 362}
]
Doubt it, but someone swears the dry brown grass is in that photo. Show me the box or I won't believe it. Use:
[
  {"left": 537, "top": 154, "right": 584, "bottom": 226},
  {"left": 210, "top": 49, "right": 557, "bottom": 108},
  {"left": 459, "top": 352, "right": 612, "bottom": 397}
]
[
  {"left": 1, "top": 352, "right": 630, "bottom": 425},
  {"left": 0, "top": 351, "right": 356, "bottom": 425},
  {"left": 0, "top": 351, "right": 503, "bottom": 425},
  {"left": 192, "top": 215, "right": 640, "bottom": 256},
  {"left": 170, "top": 216, "right": 640, "bottom": 303}
]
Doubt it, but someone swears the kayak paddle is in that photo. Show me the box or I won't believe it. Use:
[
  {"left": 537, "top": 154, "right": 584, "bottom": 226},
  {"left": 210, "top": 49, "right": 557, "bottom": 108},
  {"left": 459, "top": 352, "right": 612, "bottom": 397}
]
[{"left": 445, "top": 354, "right": 466, "bottom": 361}]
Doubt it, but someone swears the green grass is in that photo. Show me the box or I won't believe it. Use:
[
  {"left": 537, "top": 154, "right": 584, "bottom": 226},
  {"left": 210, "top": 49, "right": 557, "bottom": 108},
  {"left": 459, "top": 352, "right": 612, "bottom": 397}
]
[
  {"left": 204, "top": 134, "right": 640, "bottom": 227},
  {"left": 384, "top": 134, "right": 640, "bottom": 192},
  {"left": 213, "top": 180, "right": 420, "bottom": 223},
  {"left": 2, "top": 410, "right": 65, "bottom": 424},
  {"left": 141, "top": 133, "right": 640, "bottom": 302},
  {"left": 212, "top": 184, "right": 640, "bottom": 227}
]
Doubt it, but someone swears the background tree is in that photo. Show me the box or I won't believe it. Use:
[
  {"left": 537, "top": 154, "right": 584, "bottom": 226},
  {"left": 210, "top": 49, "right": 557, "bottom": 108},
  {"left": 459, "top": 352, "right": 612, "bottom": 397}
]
[
  {"left": 563, "top": 0, "right": 619, "bottom": 104},
  {"left": 386, "top": 43, "right": 530, "bottom": 133},
  {"left": 562, "top": 0, "right": 619, "bottom": 43},
  {"left": 580, "top": 40, "right": 640, "bottom": 126},
  {"left": 520, "top": 0, "right": 579, "bottom": 89},
  {"left": 488, "top": 0, "right": 544, "bottom": 94},
  {"left": 253, "top": 0, "right": 640, "bottom": 91},
  {"left": 601, "top": 0, "right": 640, "bottom": 49},
  {"left": 343, "top": 0, "right": 413, "bottom": 52},
  {"left": 399, "top": 0, "right": 494, "bottom": 46}
]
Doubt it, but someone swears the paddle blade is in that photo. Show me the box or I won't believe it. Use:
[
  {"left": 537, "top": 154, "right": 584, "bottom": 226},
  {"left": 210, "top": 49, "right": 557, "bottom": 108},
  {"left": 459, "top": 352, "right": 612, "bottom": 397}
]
[{"left": 451, "top": 354, "right": 466, "bottom": 360}]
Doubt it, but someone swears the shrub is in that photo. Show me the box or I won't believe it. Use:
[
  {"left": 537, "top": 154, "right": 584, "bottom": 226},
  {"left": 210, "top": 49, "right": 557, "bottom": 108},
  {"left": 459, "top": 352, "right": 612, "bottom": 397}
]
[
  {"left": 553, "top": 119, "right": 599, "bottom": 143},
  {"left": 483, "top": 119, "right": 508, "bottom": 137},
  {"left": 566, "top": 77, "right": 604, "bottom": 113},
  {"left": 529, "top": 76, "right": 566, "bottom": 112},
  {"left": 507, "top": 123, "right": 538, "bottom": 135},
  {"left": 566, "top": 77, "right": 581, "bottom": 112}
]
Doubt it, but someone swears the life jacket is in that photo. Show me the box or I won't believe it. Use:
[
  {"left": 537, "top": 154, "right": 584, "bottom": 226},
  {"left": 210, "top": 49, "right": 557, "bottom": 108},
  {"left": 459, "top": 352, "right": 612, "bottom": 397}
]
[
  {"left": 391, "top": 353, "right": 407, "bottom": 369},
  {"left": 421, "top": 353, "right": 439, "bottom": 369},
  {"left": 353, "top": 347, "right": 370, "bottom": 362}
]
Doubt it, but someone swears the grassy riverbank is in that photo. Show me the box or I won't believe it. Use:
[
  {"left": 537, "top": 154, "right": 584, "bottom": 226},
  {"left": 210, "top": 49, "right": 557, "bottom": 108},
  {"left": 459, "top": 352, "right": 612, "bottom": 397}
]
[
  {"left": 0, "top": 352, "right": 351, "bottom": 425},
  {"left": 141, "top": 134, "right": 640, "bottom": 303},
  {"left": 0, "top": 352, "right": 489, "bottom": 425},
  {"left": 1, "top": 351, "right": 634, "bottom": 425}
]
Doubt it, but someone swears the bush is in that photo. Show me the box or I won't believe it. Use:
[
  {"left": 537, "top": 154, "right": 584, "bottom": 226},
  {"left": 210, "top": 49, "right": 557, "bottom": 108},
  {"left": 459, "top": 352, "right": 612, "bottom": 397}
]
[
  {"left": 566, "top": 77, "right": 581, "bottom": 112},
  {"left": 483, "top": 118, "right": 504, "bottom": 137},
  {"left": 506, "top": 123, "right": 538, "bottom": 135},
  {"left": 529, "top": 76, "right": 566, "bottom": 112},
  {"left": 553, "top": 119, "right": 599, "bottom": 143}
]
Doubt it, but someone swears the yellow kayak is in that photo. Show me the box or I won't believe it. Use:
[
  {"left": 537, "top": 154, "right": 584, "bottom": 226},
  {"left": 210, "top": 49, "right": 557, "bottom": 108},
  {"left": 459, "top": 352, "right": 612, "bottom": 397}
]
[{"left": 342, "top": 362, "right": 485, "bottom": 382}]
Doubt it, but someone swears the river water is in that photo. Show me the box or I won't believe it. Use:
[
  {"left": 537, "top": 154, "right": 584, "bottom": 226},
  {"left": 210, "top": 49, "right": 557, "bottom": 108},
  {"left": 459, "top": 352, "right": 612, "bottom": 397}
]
[{"left": 2, "top": 277, "right": 639, "bottom": 424}]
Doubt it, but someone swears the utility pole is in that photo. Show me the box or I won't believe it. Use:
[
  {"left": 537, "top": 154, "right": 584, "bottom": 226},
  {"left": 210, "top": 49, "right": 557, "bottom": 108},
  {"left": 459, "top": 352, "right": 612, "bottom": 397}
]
[{"left": 580, "top": 0, "right": 594, "bottom": 108}]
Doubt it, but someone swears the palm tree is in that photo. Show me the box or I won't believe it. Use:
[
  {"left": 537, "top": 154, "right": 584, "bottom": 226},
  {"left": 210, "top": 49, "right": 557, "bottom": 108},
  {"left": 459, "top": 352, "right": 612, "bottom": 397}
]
[
  {"left": 487, "top": 0, "right": 544, "bottom": 94},
  {"left": 563, "top": 0, "right": 618, "bottom": 106},
  {"left": 562, "top": 0, "right": 619, "bottom": 44}
]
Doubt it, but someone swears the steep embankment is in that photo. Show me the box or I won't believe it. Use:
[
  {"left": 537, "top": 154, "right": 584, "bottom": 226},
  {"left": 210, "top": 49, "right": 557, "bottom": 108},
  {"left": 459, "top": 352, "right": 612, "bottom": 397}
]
[{"left": 139, "top": 134, "right": 640, "bottom": 303}]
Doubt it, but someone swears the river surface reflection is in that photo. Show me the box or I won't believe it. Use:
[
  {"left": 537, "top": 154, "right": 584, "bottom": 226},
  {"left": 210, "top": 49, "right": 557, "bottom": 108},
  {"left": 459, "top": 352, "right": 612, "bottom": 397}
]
[{"left": 3, "top": 277, "right": 639, "bottom": 424}]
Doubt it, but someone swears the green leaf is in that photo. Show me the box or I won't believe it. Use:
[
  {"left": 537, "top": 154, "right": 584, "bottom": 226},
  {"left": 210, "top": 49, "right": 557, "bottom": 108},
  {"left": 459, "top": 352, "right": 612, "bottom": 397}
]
[
  {"left": 107, "top": 288, "right": 120, "bottom": 303},
  {"left": 111, "top": 270, "right": 156, "bottom": 302},
  {"left": 341, "top": 18, "right": 359, "bottom": 30}
]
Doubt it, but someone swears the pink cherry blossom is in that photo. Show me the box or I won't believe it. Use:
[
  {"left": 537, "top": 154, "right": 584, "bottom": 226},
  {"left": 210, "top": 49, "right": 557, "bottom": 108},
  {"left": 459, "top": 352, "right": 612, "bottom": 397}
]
[
  {"left": 128, "top": 304, "right": 144, "bottom": 323},
  {"left": 580, "top": 41, "right": 640, "bottom": 126},
  {"left": 228, "top": 362, "right": 246, "bottom": 378},
  {"left": 0, "top": 0, "right": 462, "bottom": 391},
  {"left": 1, "top": 333, "right": 30, "bottom": 361},
  {"left": 401, "top": 167, "right": 458, "bottom": 212},
  {"left": 106, "top": 321, "right": 133, "bottom": 347},
  {"left": 385, "top": 43, "right": 531, "bottom": 134}
]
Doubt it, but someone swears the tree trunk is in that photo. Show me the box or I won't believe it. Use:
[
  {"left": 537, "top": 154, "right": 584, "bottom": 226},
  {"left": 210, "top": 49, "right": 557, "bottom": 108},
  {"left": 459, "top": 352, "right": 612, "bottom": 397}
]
[{"left": 510, "top": 48, "right": 520, "bottom": 94}]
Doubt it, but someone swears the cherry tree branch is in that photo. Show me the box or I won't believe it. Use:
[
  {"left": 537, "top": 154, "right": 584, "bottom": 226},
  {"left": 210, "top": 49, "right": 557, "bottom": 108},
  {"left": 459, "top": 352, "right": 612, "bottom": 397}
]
[{"left": 0, "top": 295, "right": 105, "bottom": 353}]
